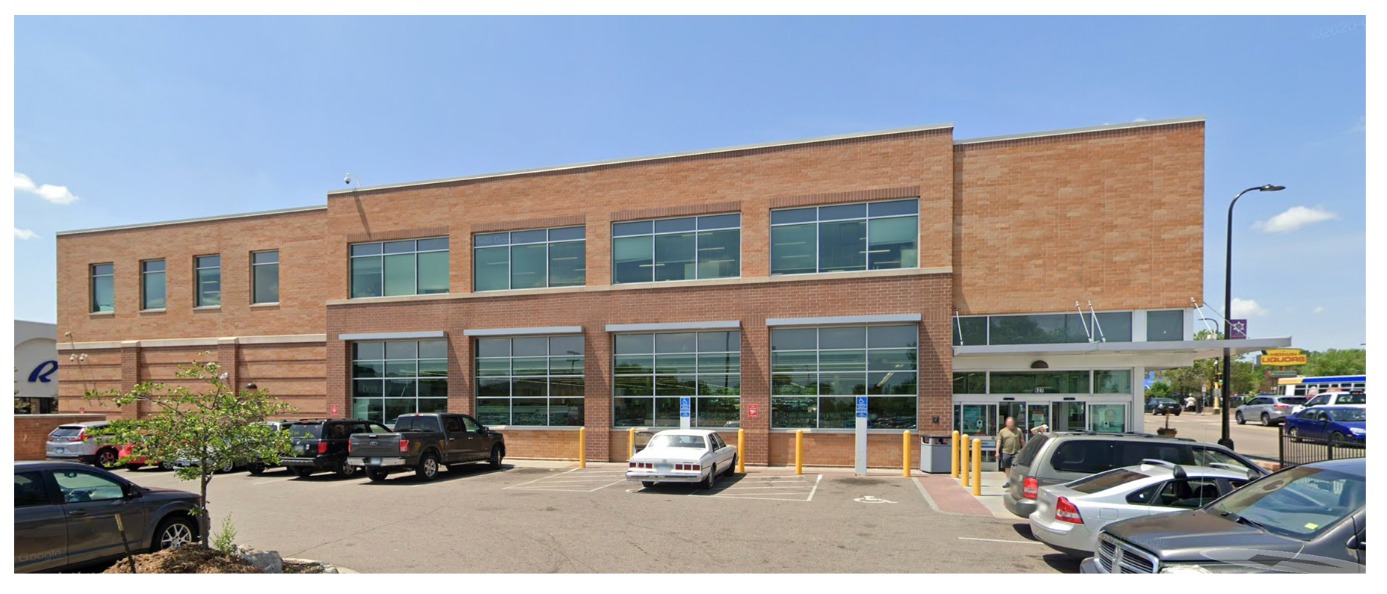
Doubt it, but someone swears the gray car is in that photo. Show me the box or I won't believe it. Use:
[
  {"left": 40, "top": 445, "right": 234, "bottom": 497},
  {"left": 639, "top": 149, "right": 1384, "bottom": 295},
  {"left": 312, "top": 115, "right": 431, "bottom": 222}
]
[
  {"left": 1081, "top": 458, "right": 1366, "bottom": 573},
  {"left": 1002, "top": 432, "right": 1267, "bottom": 519},
  {"left": 1235, "top": 395, "right": 1308, "bottom": 426},
  {"left": 14, "top": 461, "right": 202, "bottom": 572}
]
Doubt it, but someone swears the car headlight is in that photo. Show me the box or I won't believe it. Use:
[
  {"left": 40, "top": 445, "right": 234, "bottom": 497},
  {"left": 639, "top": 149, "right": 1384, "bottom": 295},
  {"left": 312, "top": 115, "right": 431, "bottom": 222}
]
[
  {"left": 1159, "top": 562, "right": 1263, "bottom": 574},
  {"left": 1349, "top": 428, "right": 1365, "bottom": 435}
]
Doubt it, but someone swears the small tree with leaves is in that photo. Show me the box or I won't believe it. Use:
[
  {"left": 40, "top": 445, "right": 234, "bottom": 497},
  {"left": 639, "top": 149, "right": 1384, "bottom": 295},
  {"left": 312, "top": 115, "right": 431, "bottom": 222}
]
[{"left": 84, "top": 358, "right": 293, "bottom": 549}]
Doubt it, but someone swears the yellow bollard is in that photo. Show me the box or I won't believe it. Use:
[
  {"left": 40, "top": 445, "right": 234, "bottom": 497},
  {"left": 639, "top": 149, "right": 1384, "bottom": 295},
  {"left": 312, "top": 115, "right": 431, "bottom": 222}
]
[
  {"left": 971, "top": 438, "right": 982, "bottom": 497},
  {"left": 951, "top": 430, "right": 960, "bottom": 478},
  {"left": 795, "top": 429, "right": 804, "bottom": 475},
  {"left": 737, "top": 428, "right": 746, "bottom": 474},
  {"left": 628, "top": 427, "right": 636, "bottom": 460},
  {"left": 578, "top": 427, "right": 587, "bottom": 469},
  {"left": 902, "top": 430, "right": 911, "bottom": 477},
  {"left": 960, "top": 433, "right": 971, "bottom": 487}
]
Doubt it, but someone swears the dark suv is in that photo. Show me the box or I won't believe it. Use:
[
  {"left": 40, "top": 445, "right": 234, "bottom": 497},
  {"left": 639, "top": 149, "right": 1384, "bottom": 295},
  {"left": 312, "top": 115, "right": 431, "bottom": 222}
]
[
  {"left": 1003, "top": 432, "right": 1268, "bottom": 518},
  {"left": 281, "top": 419, "right": 391, "bottom": 478}
]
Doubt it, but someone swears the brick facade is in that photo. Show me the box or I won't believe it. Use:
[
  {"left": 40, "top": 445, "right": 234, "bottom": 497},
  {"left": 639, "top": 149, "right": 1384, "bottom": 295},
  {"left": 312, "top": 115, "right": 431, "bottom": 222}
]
[
  {"left": 54, "top": 119, "right": 1205, "bottom": 467},
  {"left": 14, "top": 414, "right": 107, "bottom": 461}
]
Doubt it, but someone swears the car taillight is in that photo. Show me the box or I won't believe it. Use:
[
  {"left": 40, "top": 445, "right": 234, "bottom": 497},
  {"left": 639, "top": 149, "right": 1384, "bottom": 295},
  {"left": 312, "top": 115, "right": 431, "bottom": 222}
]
[
  {"left": 1275, "top": 404, "right": 1290, "bottom": 410},
  {"left": 317, "top": 442, "right": 328, "bottom": 454},
  {"left": 399, "top": 439, "right": 409, "bottom": 453},
  {"left": 1023, "top": 477, "right": 1039, "bottom": 500},
  {"left": 1055, "top": 497, "right": 1083, "bottom": 524},
  {"left": 348, "top": 440, "right": 353, "bottom": 453}
]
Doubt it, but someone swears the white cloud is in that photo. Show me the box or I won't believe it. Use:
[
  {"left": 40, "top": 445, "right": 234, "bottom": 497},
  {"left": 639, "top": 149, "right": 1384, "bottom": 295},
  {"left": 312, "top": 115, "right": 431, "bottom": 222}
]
[
  {"left": 14, "top": 227, "right": 37, "bottom": 240},
  {"left": 1313, "top": 306, "right": 1326, "bottom": 314},
  {"left": 1231, "top": 298, "right": 1270, "bottom": 318},
  {"left": 1253, "top": 205, "right": 1339, "bottom": 234},
  {"left": 1349, "top": 115, "right": 1365, "bottom": 133},
  {"left": 1132, "top": 117, "right": 1148, "bottom": 122},
  {"left": 14, "top": 172, "right": 80, "bottom": 205}
]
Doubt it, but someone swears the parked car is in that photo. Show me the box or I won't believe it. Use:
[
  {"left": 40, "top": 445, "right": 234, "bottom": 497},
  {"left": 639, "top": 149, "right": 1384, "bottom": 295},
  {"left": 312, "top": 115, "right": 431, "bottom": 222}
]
[
  {"left": 626, "top": 429, "right": 738, "bottom": 489},
  {"left": 1144, "top": 399, "right": 1181, "bottom": 416},
  {"left": 282, "top": 419, "right": 390, "bottom": 478},
  {"left": 1283, "top": 406, "right": 1366, "bottom": 446},
  {"left": 248, "top": 420, "right": 296, "bottom": 475},
  {"left": 1002, "top": 432, "right": 1267, "bottom": 519},
  {"left": 1028, "top": 459, "right": 1255, "bottom": 558},
  {"left": 1081, "top": 458, "right": 1366, "bottom": 573},
  {"left": 1294, "top": 391, "right": 1367, "bottom": 413},
  {"left": 347, "top": 413, "right": 505, "bottom": 482},
  {"left": 1235, "top": 395, "right": 1308, "bottom": 426},
  {"left": 14, "top": 461, "right": 201, "bottom": 573},
  {"left": 45, "top": 421, "right": 123, "bottom": 468}
]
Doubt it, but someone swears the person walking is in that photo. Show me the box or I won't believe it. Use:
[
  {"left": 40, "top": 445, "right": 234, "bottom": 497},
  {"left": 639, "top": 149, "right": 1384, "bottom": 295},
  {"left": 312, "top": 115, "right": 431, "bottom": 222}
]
[{"left": 997, "top": 417, "right": 1024, "bottom": 473}]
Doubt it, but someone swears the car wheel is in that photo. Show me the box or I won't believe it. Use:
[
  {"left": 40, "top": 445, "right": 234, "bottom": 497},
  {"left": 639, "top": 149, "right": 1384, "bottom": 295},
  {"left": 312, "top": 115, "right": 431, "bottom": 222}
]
[
  {"left": 1261, "top": 413, "right": 1272, "bottom": 427},
  {"left": 288, "top": 466, "right": 311, "bottom": 478},
  {"left": 160, "top": 462, "right": 176, "bottom": 471},
  {"left": 1330, "top": 432, "right": 1345, "bottom": 447},
  {"left": 729, "top": 454, "right": 738, "bottom": 475},
  {"left": 704, "top": 464, "right": 718, "bottom": 489},
  {"left": 488, "top": 445, "right": 503, "bottom": 469},
  {"left": 219, "top": 460, "right": 236, "bottom": 474},
  {"left": 641, "top": 481, "right": 656, "bottom": 489},
  {"left": 335, "top": 459, "right": 357, "bottom": 478},
  {"left": 154, "top": 516, "right": 199, "bottom": 551},
  {"left": 1288, "top": 427, "right": 1301, "bottom": 443},
  {"left": 416, "top": 452, "right": 439, "bottom": 481},
  {"left": 248, "top": 464, "right": 265, "bottom": 476},
  {"left": 1235, "top": 412, "right": 1245, "bottom": 425},
  {"left": 366, "top": 467, "right": 389, "bottom": 482},
  {"left": 96, "top": 448, "right": 119, "bottom": 468}
]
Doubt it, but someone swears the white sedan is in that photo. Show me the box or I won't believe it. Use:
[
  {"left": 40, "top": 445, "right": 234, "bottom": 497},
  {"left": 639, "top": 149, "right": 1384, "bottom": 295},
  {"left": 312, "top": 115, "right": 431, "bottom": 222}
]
[
  {"left": 626, "top": 429, "right": 737, "bottom": 489},
  {"left": 1028, "top": 460, "right": 1254, "bottom": 559}
]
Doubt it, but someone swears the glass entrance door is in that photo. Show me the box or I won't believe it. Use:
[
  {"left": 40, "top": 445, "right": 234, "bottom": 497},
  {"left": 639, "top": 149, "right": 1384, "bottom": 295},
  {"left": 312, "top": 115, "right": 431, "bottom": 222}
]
[
  {"left": 998, "top": 402, "right": 1026, "bottom": 433},
  {"left": 1051, "top": 401, "right": 1086, "bottom": 432},
  {"left": 1026, "top": 404, "right": 1050, "bottom": 432}
]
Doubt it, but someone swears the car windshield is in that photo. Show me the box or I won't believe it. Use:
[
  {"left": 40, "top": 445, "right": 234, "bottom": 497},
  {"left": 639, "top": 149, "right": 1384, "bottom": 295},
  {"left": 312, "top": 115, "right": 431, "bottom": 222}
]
[
  {"left": 1206, "top": 466, "right": 1365, "bottom": 540},
  {"left": 648, "top": 434, "right": 708, "bottom": 449},
  {"left": 1278, "top": 397, "right": 1308, "bottom": 405},
  {"left": 50, "top": 426, "right": 83, "bottom": 439},
  {"left": 287, "top": 423, "right": 322, "bottom": 439},
  {"left": 1326, "top": 408, "right": 1366, "bottom": 422},
  {"left": 1339, "top": 393, "right": 1366, "bottom": 405},
  {"left": 1066, "top": 469, "right": 1150, "bottom": 494},
  {"left": 392, "top": 416, "right": 442, "bottom": 433}
]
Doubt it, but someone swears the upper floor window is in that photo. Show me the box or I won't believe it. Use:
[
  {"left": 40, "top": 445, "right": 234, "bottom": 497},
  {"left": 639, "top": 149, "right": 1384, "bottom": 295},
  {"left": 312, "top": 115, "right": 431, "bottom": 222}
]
[
  {"left": 953, "top": 312, "right": 1135, "bottom": 346},
  {"left": 612, "top": 214, "right": 741, "bottom": 285},
  {"left": 90, "top": 263, "right": 115, "bottom": 313},
  {"left": 140, "top": 260, "right": 165, "bottom": 310},
  {"left": 251, "top": 250, "right": 279, "bottom": 304},
  {"left": 350, "top": 237, "right": 449, "bottom": 298},
  {"left": 195, "top": 255, "right": 221, "bottom": 307},
  {"left": 770, "top": 199, "right": 918, "bottom": 275},
  {"left": 473, "top": 227, "right": 585, "bottom": 292},
  {"left": 1146, "top": 310, "right": 1184, "bottom": 342}
]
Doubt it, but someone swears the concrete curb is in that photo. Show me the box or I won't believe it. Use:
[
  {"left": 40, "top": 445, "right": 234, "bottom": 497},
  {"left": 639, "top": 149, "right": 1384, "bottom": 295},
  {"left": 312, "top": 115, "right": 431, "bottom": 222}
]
[{"left": 282, "top": 557, "right": 359, "bottom": 574}]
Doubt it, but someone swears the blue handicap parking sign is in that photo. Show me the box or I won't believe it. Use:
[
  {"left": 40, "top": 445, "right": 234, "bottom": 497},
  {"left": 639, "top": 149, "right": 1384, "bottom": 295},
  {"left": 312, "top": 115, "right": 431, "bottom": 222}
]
[
  {"left": 680, "top": 397, "right": 691, "bottom": 417},
  {"left": 856, "top": 396, "right": 868, "bottom": 418}
]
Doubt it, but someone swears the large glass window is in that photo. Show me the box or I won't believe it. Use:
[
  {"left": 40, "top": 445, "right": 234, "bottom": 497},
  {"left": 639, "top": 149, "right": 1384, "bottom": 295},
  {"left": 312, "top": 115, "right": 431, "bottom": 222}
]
[
  {"left": 613, "top": 331, "right": 740, "bottom": 428},
  {"left": 1146, "top": 310, "right": 1184, "bottom": 341},
  {"left": 351, "top": 339, "right": 449, "bottom": 424},
  {"left": 612, "top": 214, "right": 741, "bottom": 284},
  {"left": 952, "top": 372, "right": 986, "bottom": 394},
  {"left": 770, "top": 325, "right": 918, "bottom": 429},
  {"left": 91, "top": 263, "right": 115, "bottom": 313},
  {"left": 1094, "top": 370, "right": 1133, "bottom": 394},
  {"left": 953, "top": 312, "right": 1135, "bottom": 345},
  {"left": 473, "top": 227, "right": 585, "bottom": 292},
  {"left": 252, "top": 250, "right": 279, "bottom": 304},
  {"left": 350, "top": 237, "right": 449, "bottom": 298},
  {"left": 1089, "top": 404, "right": 1128, "bottom": 433},
  {"left": 989, "top": 371, "right": 1091, "bottom": 394},
  {"left": 770, "top": 199, "right": 918, "bottom": 275},
  {"left": 195, "top": 255, "right": 221, "bottom": 307},
  {"left": 476, "top": 335, "right": 585, "bottom": 427},
  {"left": 140, "top": 260, "right": 165, "bottom": 310}
]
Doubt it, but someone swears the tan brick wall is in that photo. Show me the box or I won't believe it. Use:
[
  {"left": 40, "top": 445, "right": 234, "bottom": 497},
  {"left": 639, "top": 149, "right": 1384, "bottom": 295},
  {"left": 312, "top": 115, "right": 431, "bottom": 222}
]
[
  {"left": 953, "top": 122, "right": 1205, "bottom": 314},
  {"left": 56, "top": 208, "right": 327, "bottom": 343},
  {"left": 767, "top": 431, "right": 919, "bottom": 469},
  {"left": 14, "top": 414, "right": 107, "bottom": 461},
  {"left": 503, "top": 429, "right": 582, "bottom": 460}
]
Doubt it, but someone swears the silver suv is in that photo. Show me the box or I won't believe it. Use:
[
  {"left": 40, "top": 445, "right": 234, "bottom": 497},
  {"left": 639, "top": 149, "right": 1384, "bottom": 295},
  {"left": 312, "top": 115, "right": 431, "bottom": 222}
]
[
  {"left": 45, "top": 421, "right": 121, "bottom": 467},
  {"left": 1002, "top": 432, "right": 1268, "bottom": 519},
  {"left": 1235, "top": 395, "right": 1308, "bottom": 426}
]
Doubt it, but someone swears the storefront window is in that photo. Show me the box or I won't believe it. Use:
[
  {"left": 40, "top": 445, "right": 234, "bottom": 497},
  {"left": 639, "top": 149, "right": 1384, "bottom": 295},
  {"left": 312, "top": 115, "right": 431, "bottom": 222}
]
[
  {"left": 476, "top": 335, "right": 585, "bottom": 427},
  {"left": 473, "top": 227, "right": 585, "bottom": 292},
  {"left": 953, "top": 316, "right": 987, "bottom": 346},
  {"left": 1089, "top": 404, "right": 1127, "bottom": 433},
  {"left": 987, "top": 312, "right": 1132, "bottom": 345},
  {"left": 1147, "top": 310, "right": 1184, "bottom": 341},
  {"left": 1094, "top": 370, "right": 1132, "bottom": 394},
  {"left": 1052, "top": 401, "right": 1087, "bottom": 432},
  {"left": 770, "top": 199, "right": 918, "bottom": 275},
  {"left": 956, "top": 403, "right": 992, "bottom": 435},
  {"left": 989, "top": 371, "right": 1091, "bottom": 394},
  {"left": 613, "top": 330, "right": 740, "bottom": 427},
  {"left": 771, "top": 325, "right": 917, "bottom": 429},
  {"left": 351, "top": 339, "right": 449, "bottom": 425},
  {"left": 350, "top": 237, "right": 449, "bottom": 298},
  {"left": 952, "top": 372, "right": 986, "bottom": 394},
  {"left": 612, "top": 214, "right": 740, "bottom": 284}
]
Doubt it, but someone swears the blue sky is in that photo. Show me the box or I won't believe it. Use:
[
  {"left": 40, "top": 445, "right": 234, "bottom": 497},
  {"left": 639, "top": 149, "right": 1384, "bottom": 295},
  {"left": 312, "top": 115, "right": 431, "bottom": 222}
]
[{"left": 13, "top": 16, "right": 1366, "bottom": 350}]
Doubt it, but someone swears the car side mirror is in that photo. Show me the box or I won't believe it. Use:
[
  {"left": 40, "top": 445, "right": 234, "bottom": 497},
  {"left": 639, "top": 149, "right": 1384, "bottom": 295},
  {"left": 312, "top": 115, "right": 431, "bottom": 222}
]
[{"left": 124, "top": 485, "right": 144, "bottom": 499}]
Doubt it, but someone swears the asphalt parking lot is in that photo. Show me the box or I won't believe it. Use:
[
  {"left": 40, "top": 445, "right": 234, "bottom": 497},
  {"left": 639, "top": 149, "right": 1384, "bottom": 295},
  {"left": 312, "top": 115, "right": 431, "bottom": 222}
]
[
  {"left": 113, "top": 461, "right": 1077, "bottom": 573},
  {"left": 1142, "top": 411, "right": 1282, "bottom": 461}
]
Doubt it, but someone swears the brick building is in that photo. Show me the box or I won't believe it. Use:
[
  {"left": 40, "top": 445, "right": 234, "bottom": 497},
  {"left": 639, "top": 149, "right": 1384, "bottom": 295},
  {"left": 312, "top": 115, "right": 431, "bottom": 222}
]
[{"left": 55, "top": 116, "right": 1290, "bottom": 467}]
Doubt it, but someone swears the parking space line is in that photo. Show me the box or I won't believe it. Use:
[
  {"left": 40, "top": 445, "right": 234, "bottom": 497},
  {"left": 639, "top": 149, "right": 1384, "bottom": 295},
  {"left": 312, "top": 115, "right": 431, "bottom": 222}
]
[
  {"left": 504, "top": 469, "right": 580, "bottom": 489},
  {"left": 504, "top": 468, "right": 629, "bottom": 492},
  {"left": 806, "top": 474, "right": 823, "bottom": 501},
  {"left": 957, "top": 537, "right": 1043, "bottom": 545}
]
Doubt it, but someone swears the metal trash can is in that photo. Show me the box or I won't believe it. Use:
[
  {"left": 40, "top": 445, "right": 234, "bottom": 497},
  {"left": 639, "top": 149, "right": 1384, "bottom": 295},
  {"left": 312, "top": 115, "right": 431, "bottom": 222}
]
[{"left": 919, "top": 435, "right": 953, "bottom": 473}]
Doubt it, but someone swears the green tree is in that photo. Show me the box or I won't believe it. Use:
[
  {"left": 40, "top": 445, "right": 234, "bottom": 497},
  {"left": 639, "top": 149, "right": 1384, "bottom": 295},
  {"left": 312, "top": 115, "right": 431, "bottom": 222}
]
[
  {"left": 84, "top": 359, "right": 294, "bottom": 548},
  {"left": 1145, "top": 381, "right": 1172, "bottom": 401},
  {"left": 1302, "top": 349, "right": 1367, "bottom": 376}
]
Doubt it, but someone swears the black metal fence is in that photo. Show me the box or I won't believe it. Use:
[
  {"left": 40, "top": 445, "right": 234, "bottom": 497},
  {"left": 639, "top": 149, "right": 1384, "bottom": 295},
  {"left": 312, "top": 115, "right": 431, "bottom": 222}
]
[{"left": 1279, "top": 430, "right": 1367, "bottom": 468}]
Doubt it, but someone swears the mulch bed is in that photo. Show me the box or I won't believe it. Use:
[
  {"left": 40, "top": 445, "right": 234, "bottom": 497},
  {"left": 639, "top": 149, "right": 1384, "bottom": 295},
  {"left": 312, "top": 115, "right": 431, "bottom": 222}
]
[
  {"left": 102, "top": 547, "right": 261, "bottom": 574},
  {"left": 282, "top": 559, "right": 330, "bottom": 574}
]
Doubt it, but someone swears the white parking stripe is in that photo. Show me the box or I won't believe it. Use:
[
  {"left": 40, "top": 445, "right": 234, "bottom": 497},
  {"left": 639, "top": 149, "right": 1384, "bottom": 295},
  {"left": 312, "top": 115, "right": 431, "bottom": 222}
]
[
  {"left": 504, "top": 469, "right": 628, "bottom": 492},
  {"left": 806, "top": 474, "right": 823, "bottom": 502}
]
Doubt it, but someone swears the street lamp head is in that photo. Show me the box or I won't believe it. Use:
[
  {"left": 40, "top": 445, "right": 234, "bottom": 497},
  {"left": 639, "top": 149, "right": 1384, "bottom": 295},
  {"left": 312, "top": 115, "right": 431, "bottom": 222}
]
[{"left": 1260, "top": 185, "right": 1286, "bottom": 192}]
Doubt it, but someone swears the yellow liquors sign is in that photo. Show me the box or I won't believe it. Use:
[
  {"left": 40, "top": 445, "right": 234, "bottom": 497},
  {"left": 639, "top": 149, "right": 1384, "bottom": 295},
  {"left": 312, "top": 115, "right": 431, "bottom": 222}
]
[{"left": 1261, "top": 349, "right": 1308, "bottom": 367}]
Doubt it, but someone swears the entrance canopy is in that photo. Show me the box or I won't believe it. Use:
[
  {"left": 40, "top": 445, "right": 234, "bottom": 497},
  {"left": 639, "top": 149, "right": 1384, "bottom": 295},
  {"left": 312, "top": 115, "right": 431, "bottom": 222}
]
[{"left": 953, "top": 336, "right": 1292, "bottom": 360}]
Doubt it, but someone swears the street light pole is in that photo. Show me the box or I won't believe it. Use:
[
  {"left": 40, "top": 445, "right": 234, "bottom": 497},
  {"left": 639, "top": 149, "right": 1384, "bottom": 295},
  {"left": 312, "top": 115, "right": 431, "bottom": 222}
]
[{"left": 1219, "top": 184, "right": 1285, "bottom": 449}]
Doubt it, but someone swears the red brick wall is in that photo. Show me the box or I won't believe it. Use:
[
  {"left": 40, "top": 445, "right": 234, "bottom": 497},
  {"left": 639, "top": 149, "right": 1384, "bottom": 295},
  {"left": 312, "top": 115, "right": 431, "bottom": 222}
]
[
  {"left": 768, "top": 431, "right": 918, "bottom": 468},
  {"left": 953, "top": 122, "right": 1205, "bottom": 314},
  {"left": 14, "top": 414, "right": 107, "bottom": 461},
  {"left": 502, "top": 429, "right": 583, "bottom": 460}
]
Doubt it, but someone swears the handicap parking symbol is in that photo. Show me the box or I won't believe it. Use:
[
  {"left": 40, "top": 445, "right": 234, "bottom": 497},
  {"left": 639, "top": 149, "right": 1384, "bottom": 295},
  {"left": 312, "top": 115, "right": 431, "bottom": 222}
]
[
  {"left": 680, "top": 397, "right": 691, "bottom": 418},
  {"left": 856, "top": 396, "right": 868, "bottom": 418}
]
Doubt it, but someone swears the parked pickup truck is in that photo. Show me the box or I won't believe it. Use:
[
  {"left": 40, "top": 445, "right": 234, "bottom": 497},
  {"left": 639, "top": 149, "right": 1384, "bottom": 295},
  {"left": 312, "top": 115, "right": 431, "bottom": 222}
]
[{"left": 347, "top": 413, "right": 505, "bottom": 482}]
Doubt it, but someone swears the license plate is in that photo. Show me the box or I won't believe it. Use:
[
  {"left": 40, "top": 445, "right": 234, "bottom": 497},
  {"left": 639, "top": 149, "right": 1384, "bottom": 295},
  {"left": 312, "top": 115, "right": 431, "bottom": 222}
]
[
  {"left": 53, "top": 447, "right": 65, "bottom": 454},
  {"left": 657, "top": 463, "right": 671, "bottom": 472},
  {"left": 347, "top": 457, "right": 365, "bottom": 465}
]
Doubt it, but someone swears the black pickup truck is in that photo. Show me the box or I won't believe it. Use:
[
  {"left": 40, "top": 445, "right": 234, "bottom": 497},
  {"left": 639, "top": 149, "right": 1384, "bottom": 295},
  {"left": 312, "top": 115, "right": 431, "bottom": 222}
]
[{"left": 347, "top": 413, "right": 505, "bottom": 482}]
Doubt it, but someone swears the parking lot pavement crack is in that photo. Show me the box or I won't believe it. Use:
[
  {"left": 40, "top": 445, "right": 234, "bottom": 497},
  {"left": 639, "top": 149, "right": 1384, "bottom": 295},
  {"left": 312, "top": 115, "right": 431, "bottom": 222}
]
[{"left": 522, "top": 532, "right": 595, "bottom": 573}]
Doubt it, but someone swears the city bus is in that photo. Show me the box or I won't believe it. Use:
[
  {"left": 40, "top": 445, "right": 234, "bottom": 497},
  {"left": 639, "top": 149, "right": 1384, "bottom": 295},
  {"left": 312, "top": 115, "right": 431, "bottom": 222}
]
[{"left": 1277, "top": 375, "right": 1367, "bottom": 397}]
